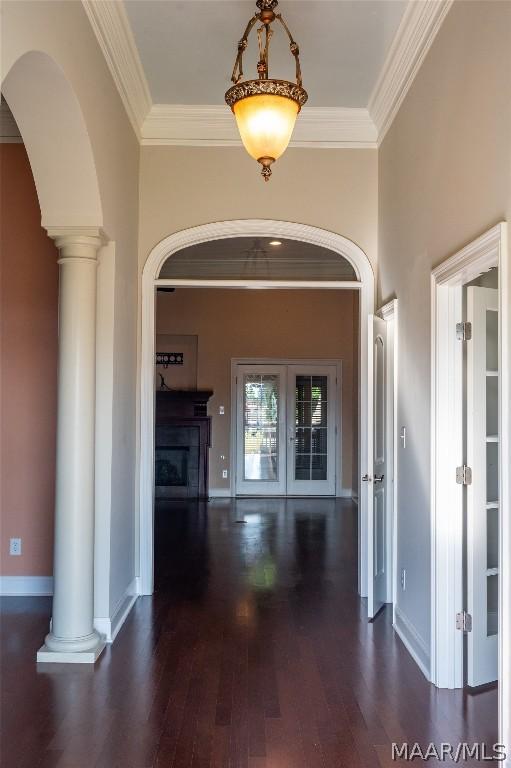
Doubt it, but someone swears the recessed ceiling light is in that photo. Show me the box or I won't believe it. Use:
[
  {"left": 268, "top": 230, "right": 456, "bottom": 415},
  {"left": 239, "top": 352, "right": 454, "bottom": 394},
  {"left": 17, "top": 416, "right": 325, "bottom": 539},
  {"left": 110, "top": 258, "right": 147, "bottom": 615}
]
[{"left": 269, "top": 240, "right": 282, "bottom": 246}]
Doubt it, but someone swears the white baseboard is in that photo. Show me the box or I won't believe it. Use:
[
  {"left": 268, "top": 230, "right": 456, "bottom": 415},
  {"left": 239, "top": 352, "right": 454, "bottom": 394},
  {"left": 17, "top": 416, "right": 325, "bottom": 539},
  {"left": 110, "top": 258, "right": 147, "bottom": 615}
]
[
  {"left": 208, "top": 488, "right": 233, "bottom": 498},
  {"left": 94, "top": 576, "right": 139, "bottom": 644},
  {"left": 1, "top": 576, "right": 138, "bottom": 644},
  {"left": 0, "top": 575, "right": 53, "bottom": 596},
  {"left": 393, "top": 606, "right": 430, "bottom": 681},
  {"left": 209, "top": 489, "right": 353, "bottom": 499}
]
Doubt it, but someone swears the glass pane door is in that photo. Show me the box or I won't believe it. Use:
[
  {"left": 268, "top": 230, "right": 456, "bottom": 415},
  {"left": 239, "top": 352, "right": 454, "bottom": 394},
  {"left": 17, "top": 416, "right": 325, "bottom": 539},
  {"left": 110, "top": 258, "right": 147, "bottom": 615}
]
[
  {"left": 294, "top": 375, "right": 328, "bottom": 481},
  {"left": 287, "top": 365, "right": 337, "bottom": 495},
  {"left": 466, "top": 286, "right": 499, "bottom": 687},
  {"left": 235, "top": 363, "right": 338, "bottom": 496},
  {"left": 235, "top": 365, "right": 287, "bottom": 495},
  {"left": 243, "top": 373, "right": 279, "bottom": 481}
]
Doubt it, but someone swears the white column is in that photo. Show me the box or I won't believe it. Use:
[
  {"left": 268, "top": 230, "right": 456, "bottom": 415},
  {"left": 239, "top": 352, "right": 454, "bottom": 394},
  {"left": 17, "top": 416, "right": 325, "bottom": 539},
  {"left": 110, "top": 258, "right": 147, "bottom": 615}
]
[{"left": 37, "top": 231, "right": 105, "bottom": 663}]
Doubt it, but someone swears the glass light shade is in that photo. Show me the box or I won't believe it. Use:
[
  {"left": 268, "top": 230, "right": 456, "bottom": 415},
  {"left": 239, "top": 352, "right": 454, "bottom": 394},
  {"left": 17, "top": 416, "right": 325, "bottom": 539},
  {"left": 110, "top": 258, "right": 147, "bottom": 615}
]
[{"left": 233, "top": 94, "right": 299, "bottom": 162}]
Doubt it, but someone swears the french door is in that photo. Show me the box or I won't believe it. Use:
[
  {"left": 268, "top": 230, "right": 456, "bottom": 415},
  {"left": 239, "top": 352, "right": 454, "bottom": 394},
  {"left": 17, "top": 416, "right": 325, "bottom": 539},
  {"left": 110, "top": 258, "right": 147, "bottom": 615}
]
[
  {"left": 466, "top": 286, "right": 499, "bottom": 687},
  {"left": 235, "top": 363, "right": 337, "bottom": 496}
]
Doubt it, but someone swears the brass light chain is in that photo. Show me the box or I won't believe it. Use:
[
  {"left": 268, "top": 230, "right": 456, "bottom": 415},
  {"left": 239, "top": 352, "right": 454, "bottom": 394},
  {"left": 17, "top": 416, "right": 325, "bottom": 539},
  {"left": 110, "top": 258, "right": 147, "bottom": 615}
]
[{"left": 229, "top": 0, "right": 303, "bottom": 88}]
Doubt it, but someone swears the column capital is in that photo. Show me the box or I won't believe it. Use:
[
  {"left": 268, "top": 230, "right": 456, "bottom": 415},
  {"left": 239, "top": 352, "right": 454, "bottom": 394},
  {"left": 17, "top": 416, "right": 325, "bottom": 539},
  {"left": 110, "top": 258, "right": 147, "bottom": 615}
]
[{"left": 46, "top": 227, "right": 107, "bottom": 261}]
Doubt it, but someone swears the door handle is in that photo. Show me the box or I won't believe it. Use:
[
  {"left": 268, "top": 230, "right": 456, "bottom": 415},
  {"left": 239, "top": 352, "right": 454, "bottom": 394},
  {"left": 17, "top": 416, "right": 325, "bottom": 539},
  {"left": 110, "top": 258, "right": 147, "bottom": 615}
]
[
  {"left": 362, "top": 474, "right": 371, "bottom": 482},
  {"left": 374, "top": 474, "right": 384, "bottom": 483}
]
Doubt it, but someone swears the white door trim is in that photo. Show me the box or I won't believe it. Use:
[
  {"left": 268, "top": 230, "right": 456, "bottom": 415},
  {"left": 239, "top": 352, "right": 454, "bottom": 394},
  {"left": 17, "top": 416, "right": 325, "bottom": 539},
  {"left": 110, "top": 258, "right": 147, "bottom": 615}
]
[
  {"left": 430, "top": 224, "right": 509, "bottom": 755},
  {"left": 139, "top": 220, "right": 375, "bottom": 598},
  {"left": 377, "top": 299, "right": 398, "bottom": 620},
  {"left": 231, "top": 359, "right": 342, "bottom": 497}
]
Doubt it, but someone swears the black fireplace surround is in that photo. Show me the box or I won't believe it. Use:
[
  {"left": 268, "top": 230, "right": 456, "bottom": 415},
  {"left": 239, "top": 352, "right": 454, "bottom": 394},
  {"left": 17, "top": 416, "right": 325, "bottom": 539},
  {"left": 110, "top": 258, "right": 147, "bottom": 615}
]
[{"left": 155, "top": 390, "right": 213, "bottom": 499}]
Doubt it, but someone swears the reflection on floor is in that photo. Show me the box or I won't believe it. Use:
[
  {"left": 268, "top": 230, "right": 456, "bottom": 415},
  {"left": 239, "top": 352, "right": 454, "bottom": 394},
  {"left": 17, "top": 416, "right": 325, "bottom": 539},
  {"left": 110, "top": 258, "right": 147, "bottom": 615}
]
[{"left": 1, "top": 499, "right": 497, "bottom": 767}]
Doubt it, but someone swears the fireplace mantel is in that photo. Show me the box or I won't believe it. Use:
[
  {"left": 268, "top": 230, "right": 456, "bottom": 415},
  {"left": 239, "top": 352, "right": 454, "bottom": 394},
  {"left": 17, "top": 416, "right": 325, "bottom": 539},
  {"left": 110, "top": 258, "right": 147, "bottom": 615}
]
[{"left": 156, "top": 389, "right": 213, "bottom": 418}]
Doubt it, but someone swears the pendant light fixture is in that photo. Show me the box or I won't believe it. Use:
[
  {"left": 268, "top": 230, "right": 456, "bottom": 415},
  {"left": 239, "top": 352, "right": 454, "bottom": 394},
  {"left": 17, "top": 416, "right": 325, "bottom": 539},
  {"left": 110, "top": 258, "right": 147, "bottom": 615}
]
[{"left": 225, "top": 0, "right": 307, "bottom": 181}]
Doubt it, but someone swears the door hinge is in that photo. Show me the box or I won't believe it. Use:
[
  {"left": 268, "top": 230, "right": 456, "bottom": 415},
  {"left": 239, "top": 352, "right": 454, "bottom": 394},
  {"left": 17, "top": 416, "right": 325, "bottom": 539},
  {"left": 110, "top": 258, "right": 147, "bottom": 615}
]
[
  {"left": 456, "top": 611, "right": 472, "bottom": 632},
  {"left": 456, "top": 321, "right": 472, "bottom": 341},
  {"left": 456, "top": 465, "right": 472, "bottom": 485}
]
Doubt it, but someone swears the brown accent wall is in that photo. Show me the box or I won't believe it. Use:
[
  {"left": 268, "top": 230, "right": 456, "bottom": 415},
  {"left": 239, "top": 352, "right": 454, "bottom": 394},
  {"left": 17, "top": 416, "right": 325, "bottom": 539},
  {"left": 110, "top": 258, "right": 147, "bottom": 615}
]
[
  {"left": 157, "top": 288, "right": 358, "bottom": 493},
  {"left": 0, "top": 144, "right": 58, "bottom": 577}
]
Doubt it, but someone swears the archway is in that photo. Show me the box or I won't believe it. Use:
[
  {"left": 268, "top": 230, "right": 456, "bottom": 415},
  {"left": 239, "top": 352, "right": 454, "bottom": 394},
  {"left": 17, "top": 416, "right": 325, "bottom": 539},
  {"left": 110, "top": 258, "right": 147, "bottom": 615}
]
[
  {"left": 2, "top": 50, "right": 103, "bottom": 229},
  {"left": 140, "top": 220, "right": 375, "bottom": 596},
  {"left": 2, "top": 51, "right": 106, "bottom": 661}
]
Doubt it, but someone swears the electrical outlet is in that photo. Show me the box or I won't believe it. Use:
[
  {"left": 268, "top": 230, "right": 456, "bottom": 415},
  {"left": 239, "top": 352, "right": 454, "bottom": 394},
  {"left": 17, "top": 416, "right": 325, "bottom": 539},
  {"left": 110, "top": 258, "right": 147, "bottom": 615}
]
[
  {"left": 401, "top": 568, "right": 406, "bottom": 591},
  {"left": 10, "top": 538, "right": 22, "bottom": 556},
  {"left": 222, "top": 469, "right": 228, "bottom": 479}
]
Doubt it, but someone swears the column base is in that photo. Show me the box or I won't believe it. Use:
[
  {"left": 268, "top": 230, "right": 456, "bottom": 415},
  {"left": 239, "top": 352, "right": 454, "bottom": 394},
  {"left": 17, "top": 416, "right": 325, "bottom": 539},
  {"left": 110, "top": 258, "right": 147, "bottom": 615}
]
[{"left": 37, "top": 630, "right": 106, "bottom": 664}]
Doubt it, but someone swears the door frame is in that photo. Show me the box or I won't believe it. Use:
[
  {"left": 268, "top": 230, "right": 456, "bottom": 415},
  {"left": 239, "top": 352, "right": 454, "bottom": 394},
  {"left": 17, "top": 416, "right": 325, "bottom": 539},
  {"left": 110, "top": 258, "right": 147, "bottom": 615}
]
[
  {"left": 230, "top": 358, "right": 342, "bottom": 497},
  {"left": 430, "top": 224, "right": 509, "bottom": 751},
  {"left": 139, "top": 220, "right": 375, "bottom": 598},
  {"left": 377, "top": 299, "right": 399, "bottom": 617}
]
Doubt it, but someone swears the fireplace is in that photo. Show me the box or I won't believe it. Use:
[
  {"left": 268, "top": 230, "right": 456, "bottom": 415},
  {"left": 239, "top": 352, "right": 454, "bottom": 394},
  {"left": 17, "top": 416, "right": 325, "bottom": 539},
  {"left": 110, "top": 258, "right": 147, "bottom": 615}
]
[
  {"left": 155, "top": 447, "right": 189, "bottom": 487},
  {"left": 155, "top": 391, "right": 213, "bottom": 499}
]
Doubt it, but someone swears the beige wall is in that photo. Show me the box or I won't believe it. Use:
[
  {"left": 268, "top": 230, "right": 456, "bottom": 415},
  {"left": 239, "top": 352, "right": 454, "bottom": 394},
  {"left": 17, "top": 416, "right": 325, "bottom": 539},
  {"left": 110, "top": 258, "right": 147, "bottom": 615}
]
[
  {"left": 378, "top": 0, "right": 511, "bottom": 659},
  {"left": 139, "top": 146, "right": 378, "bottom": 272},
  {"left": 0, "top": 144, "right": 58, "bottom": 577},
  {"left": 2, "top": 1, "right": 140, "bottom": 614},
  {"left": 157, "top": 289, "right": 358, "bottom": 493}
]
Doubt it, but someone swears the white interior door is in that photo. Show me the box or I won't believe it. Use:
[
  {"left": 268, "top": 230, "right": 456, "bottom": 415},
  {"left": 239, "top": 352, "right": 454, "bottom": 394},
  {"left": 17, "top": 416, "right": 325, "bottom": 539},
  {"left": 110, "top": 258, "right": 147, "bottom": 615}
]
[
  {"left": 286, "top": 365, "right": 337, "bottom": 496},
  {"left": 235, "top": 365, "right": 287, "bottom": 495},
  {"left": 367, "top": 316, "right": 387, "bottom": 618},
  {"left": 466, "top": 286, "right": 499, "bottom": 687},
  {"left": 235, "top": 362, "right": 338, "bottom": 496}
]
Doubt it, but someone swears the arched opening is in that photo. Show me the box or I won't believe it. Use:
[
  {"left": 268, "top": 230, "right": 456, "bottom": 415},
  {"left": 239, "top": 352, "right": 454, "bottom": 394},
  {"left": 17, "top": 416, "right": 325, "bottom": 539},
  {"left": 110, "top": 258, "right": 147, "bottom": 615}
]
[
  {"left": 1, "top": 51, "right": 106, "bottom": 661},
  {"left": 0, "top": 101, "right": 59, "bottom": 592},
  {"left": 140, "top": 220, "right": 375, "bottom": 597},
  {"left": 2, "top": 51, "right": 103, "bottom": 229}
]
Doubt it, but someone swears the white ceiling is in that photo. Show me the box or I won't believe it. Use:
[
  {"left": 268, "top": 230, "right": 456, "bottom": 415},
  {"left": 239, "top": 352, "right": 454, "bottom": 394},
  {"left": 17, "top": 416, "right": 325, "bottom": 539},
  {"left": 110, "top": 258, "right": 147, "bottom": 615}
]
[{"left": 124, "top": 0, "right": 407, "bottom": 108}]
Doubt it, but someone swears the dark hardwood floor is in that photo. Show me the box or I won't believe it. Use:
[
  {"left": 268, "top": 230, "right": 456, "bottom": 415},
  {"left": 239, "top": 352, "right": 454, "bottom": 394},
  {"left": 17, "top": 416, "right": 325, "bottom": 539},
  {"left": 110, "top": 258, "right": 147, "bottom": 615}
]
[{"left": 1, "top": 499, "right": 497, "bottom": 767}]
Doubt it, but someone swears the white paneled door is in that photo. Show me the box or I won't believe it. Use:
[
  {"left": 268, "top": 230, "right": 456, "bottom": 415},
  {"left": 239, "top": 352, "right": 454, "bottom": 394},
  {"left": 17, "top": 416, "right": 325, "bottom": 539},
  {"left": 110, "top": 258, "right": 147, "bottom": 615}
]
[
  {"left": 235, "top": 363, "right": 338, "bottom": 496},
  {"left": 367, "top": 316, "right": 388, "bottom": 619},
  {"left": 466, "top": 287, "right": 499, "bottom": 687}
]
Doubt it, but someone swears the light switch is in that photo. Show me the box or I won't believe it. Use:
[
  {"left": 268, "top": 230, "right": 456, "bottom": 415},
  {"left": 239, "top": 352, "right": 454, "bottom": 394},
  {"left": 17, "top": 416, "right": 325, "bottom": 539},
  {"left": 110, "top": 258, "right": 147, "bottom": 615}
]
[
  {"left": 222, "top": 469, "right": 228, "bottom": 479},
  {"left": 219, "top": 406, "right": 225, "bottom": 415},
  {"left": 400, "top": 427, "right": 406, "bottom": 448}
]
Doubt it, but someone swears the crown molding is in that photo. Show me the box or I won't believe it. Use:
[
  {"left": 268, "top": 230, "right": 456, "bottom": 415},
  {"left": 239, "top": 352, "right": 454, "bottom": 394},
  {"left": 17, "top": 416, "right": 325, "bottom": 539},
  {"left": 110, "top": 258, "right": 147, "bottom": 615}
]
[
  {"left": 82, "top": 0, "right": 452, "bottom": 148},
  {"left": 141, "top": 105, "right": 377, "bottom": 148},
  {"left": 81, "top": 0, "right": 151, "bottom": 138},
  {"left": 368, "top": 0, "right": 454, "bottom": 143}
]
